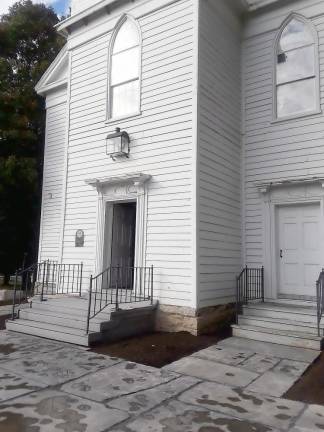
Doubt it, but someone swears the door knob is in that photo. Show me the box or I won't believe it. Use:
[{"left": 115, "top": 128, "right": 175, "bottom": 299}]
[{"left": 280, "top": 249, "right": 283, "bottom": 258}]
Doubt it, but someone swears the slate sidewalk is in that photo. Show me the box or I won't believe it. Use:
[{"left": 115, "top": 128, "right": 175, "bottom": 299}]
[{"left": 0, "top": 329, "right": 322, "bottom": 431}]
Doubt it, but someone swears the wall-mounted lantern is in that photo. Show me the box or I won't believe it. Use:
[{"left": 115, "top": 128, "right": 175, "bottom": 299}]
[{"left": 106, "top": 127, "right": 130, "bottom": 161}]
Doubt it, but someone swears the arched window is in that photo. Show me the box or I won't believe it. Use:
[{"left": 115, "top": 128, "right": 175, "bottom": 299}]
[
  {"left": 275, "top": 15, "right": 319, "bottom": 119},
  {"left": 109, "top": 17, "right": 141, "bottom": 119}
]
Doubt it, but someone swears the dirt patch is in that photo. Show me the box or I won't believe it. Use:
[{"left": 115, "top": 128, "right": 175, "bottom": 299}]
[
  {"left": 284, "top": 352, "right": 324, "bottom": 405},
  {"left": 90, "top": 330, "right": 230, "bottom": 368},
  {"left": 0, "top": 315, "right": 9, "bottom": 330}
]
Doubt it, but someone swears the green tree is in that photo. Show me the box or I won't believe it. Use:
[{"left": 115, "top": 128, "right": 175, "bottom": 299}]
[{"left": 0, "top": 0, "right": 64, "bottom": 277}]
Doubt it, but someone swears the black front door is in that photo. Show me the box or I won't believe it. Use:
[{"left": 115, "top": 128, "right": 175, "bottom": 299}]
[{"left": 110, "top": 202, "right": 136, "bottom": 289}]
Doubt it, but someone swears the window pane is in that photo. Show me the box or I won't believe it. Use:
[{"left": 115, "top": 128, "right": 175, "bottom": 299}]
[
  {"left": 111, "top": 80, "right": 140, "bottom": 118},
  {"left": 279, "top": 18, "right": 314, "bottom": 51},
  {"left": 111, "top": 46, "right": 139, "bottom": 86},
  {"left": 277, "top": 46, "right": 315, "bottom": 84},
  {"left": 277, "top": 78, "right": 316, "bottom": 118},
  {"left": 113, "top": 19, "right": 139, "bottom": 53}
]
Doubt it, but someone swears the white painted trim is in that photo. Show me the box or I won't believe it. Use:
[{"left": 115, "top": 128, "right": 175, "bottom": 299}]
[
  {"left": 37, "top": 107, "right": 50, "bottom": 263},
  {"left": 272, "top": 13, "right": 321, "bottom": 122},
  {"left": 35, "top": 46, "right": 68, "bottom": 95},
  {"left": 241, "top": 39, "right": 247, "bottom": 269},
  {"left": 58, "top": 51, "right": 72, "bottom": 265},
  {"left": 86, "top": 174, "right": 151, "bottom": 276},
  {"left": 106, "top": 14, "right": 142, "bottom": 121},
  {"left": 192, "top": 0, "right": 199, "bottom": 310}
]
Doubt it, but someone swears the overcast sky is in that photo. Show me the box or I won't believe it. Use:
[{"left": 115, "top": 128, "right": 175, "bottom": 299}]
[{"left": 0, "top": 0, "right": 70, "bottom": 17}]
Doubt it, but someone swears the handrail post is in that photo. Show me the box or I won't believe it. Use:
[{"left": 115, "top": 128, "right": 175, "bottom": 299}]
[
  {"left": 236, "top": 275, "right": 239, "bottom": 324},
  {"left": 150, "top": 265, "right": 154, "bottom": 305},
  {"left": 40, "top": 261, "right": 46, "bottom": 301},
  {"left": 79, "top": 262, "right": 83, "bottom": 297},
  {"left": 11, "top": 271, "right": 18, "bottom": 320},
  {"left": 244, "top": 265, "right": 248, "bottom": 304},
  {"left": 317, "top": 279, "right": 320, "bottom": 337},
  {"left": 86, "top": 275, "right": 93, "bottom": 334},
  {"left": 261, "top": 266, "right": 265, "bottom": 303},
  {"left": 115, "top": 266, "right": 120, "bottom": 311}
]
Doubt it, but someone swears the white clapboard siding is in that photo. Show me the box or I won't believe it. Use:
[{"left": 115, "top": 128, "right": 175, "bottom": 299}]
[
  {"left": 71, "top": 0, "right": 101, "bottom": 15},
  {"left": 39, "top": 90, "right": 67, "bottom": 262},
  {"left": 198, "top": 0, "right": 242, "bottom": 308},
  {"left": 243, "top": 0, "right": 324, "bottom": 268},
  {"left": 61, "top": 0, "right": 195, "bottom": 307}
]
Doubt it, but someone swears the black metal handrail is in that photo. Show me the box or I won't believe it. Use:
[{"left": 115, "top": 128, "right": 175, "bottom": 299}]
[
  {"left": 34, "top": 261, "right": 83, "bottom": 299},
  {"left": 236, "top": 266, "right": 264, "bottom": 323},
  {"left": 11, "top": 260, "right": 83, "bottom": 320},
  {"left": 316, "top": 269, "right": 324, "bottom": 336},
  {"left": 12, "top": 261, "right": 42, "bottom": 320},
  {"left": 86, "top": 265, "right": 154, "bottom": 333}
]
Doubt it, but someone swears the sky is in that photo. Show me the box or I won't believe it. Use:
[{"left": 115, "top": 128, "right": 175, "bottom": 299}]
[{"left": 0, "top": 0, "right": 71, "bottom": 17}]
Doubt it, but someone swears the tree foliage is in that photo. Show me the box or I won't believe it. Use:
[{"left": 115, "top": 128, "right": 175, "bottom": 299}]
[{"left": 0, "top": 0, "right": 64, "bottom": 276}]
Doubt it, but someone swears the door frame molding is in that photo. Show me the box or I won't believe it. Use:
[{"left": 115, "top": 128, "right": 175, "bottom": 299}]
[
  {"left": 259, "top": 181, "right": 324, "bottom": 300},
  {"left": 85, "top": 173, "right": 151, "bottom": 276}
]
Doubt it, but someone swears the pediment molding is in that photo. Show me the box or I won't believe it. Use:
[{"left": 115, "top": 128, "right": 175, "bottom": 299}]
[{"left": 35, "top": 46, "right": 69, "bottom": 96}]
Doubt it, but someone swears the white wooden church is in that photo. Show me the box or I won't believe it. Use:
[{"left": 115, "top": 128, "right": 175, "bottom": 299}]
[{"left": 7, "top": 0, "right": 324, "bottom": 349}]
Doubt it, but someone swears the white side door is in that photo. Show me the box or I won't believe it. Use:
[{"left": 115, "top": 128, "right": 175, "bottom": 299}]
[{"left": 277, "top": 203, "right": 322, "bottom": 299}]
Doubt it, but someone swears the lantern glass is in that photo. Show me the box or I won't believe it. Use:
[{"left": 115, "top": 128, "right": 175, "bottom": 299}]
[{"left": 106, "top": 128, "right": 130, "bottom": 159}]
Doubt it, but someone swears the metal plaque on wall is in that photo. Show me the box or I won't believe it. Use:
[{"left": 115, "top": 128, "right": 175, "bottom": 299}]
[{"left": 75, "top": 230, "right": 84, "bottom": 247}]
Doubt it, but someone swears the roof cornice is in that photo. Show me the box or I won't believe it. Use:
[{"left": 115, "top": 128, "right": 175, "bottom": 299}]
[
  {"left": 56, "top": 0, "right": 287, "bottom": 35},
  {"left": 56, "top": 0, "right": 124, "bottom": 35}
]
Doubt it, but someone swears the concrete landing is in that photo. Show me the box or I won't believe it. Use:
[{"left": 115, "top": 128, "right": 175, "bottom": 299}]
[{"left": 0, "top": 331, "right": 323, "bottom": 431}]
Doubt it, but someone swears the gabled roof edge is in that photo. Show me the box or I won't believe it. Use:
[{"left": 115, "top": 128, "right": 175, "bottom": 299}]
[{"left": 35, "top": 45, "right": 68, "bottom": 96}]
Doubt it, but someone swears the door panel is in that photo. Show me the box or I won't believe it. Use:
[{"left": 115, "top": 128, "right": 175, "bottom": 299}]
[
  {"left": 277, "top": 203, "right": 321, "bottom": 298},
  {"left": 110, "top": 202, "right": 136, "bottom": 289}
]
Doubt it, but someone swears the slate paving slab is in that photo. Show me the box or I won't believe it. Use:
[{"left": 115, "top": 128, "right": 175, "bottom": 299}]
[
  {"left": 191, "top": 345, "right": 254, "bottom": 365},
  {"left": 218, "top": 337, "right": 320, "bottom": 363},
  {"left": 0, "top": 370, "right": 48, "bottom": 402},
  {"left": 292, "top": 403, "right": 324, "bottom": 431},
  {"left": 0, "top": 388, "right": 128, "bottom": 432},
  {"left": 0, "top": 330, "right": 65, "bottom": 362},
  {"left": 61, "top": 361, "right": 179, "bottom": 402},
  {"left": 240, "top": 353, "right": 281, "bottom": 374},
  {"left": 111, "top": 399, "right": 281, "bottom": 432},
  {"left": 107, "top": 376, "right": 200, "bottom": 415},
  {"left": 0, "top": 346, "right": 120, "bottom": 385},
  {"left": 246, "top": 359, "right": 310, "bottom": 397},
  {"left": 164, "top": 356, "right": 259, "bottom": 387},
  {"left": 273, "top": 359, "right": 309, "bottom": 378},
  {"left": 179, "top": 380, "right": 305, "bottom": 430},
  {"left": 245, "top": 370, "right": 300, "bottom": 398}
]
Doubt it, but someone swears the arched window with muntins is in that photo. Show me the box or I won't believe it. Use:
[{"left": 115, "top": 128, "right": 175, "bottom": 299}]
[
  {"left": 275, "top": 16, "right": 319, "bottom": 119},
  {"left": 109, "top": 17, "right": 141, "bottom": 119}
]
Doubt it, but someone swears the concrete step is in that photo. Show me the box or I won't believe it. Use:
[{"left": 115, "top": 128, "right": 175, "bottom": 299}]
[
  {"left": 232, "top": 324, "right": 322, "bottom": 351},
  {"left": 5, "top": 319, "right": 100, "bottom": 346},
  {"left": 19, "top": 309, "right": 104, "bottom": 333},
  {"left": 238, "top": 315, "right": 320, "bottom": 335},
  {"left": 243, "top": 302, "right": 317, "bottom": 324}
]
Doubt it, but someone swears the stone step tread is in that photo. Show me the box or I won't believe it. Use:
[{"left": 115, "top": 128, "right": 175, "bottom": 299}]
[
  {"left": 232, "top": 324, "right": 322, "bottom": 341},
  {"left": 8, "top": 318, "right": 97, "bottom": 337},
  {"left": 21, "top": 307, "right": 110, "bottom": 323},
  {"left": 239, "top": 314, "right": 320, "bottom": 329},
  {"left": 31, "top": 297, "right": 153, "bottom": 313},
  {"left": 6, "top": 320, "right": 90, "bottom": 346},
  {"left": 19, "top": 311, "right": 103, "bottom": 333},
  {"left": 244, "top": 302, "right": 317, "bottom": 315}
]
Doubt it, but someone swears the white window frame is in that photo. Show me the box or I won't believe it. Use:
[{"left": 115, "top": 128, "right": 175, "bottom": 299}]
[
  {"left": 273, "top": 13, "right": 321, "bottom": 123},
  {"left": 106, "top": 14, "right": 142, "bottom": 123}
]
